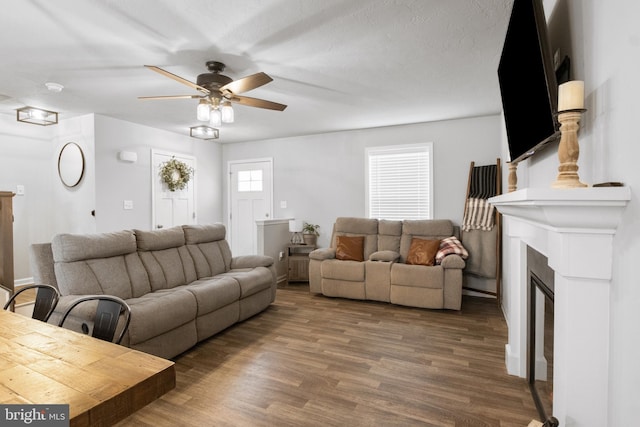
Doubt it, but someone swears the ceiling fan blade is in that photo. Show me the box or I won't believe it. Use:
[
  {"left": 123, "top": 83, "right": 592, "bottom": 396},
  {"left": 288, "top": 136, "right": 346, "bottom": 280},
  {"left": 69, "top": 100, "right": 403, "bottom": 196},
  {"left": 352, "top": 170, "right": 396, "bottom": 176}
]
[
  {"left": 138, "top": 95, "right": 202, "bottom": 100},
  {"left": 230, "top": 95, "right": 287, "bottom": 111},
  {"left": 221, "top": 72, "right": 273, "bottom": 95},
  {"left": 144, "top": 65, "right": 210, "bottom": 94}
]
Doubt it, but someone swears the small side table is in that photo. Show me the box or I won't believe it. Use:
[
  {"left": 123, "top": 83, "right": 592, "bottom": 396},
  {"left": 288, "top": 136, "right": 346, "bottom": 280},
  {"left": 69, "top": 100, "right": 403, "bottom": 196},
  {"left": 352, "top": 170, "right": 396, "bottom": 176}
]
[{"left": 286, "top": 244, "right": 316, "bottom": 283}]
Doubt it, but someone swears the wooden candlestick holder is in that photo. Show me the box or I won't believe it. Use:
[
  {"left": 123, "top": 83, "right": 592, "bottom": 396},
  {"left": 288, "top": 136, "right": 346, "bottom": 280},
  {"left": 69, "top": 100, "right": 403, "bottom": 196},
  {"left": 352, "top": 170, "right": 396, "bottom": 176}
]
[
  {"left": 552, "top": 109, "right": 588, "bottom": 188},
  {"left": 508, "top": 162, "right": 518, "bottom": 192}
]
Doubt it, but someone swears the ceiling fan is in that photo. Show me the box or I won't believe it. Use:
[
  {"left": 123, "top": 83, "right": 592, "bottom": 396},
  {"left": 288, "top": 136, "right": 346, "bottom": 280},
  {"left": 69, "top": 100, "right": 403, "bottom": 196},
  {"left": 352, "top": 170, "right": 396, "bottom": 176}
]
[{"left": 139, "top": 60, "right": 287, "bottom": 126}]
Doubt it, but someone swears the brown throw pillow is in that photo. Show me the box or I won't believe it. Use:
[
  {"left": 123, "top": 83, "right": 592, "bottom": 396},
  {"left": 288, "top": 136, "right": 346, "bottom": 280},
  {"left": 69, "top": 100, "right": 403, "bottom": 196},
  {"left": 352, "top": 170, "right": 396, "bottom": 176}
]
[
  {"left": 406, "top": 238, "right": 441, "bottom": 266},
  {"left": 335, "top": 235, "right": 365, "bottom": 262}
]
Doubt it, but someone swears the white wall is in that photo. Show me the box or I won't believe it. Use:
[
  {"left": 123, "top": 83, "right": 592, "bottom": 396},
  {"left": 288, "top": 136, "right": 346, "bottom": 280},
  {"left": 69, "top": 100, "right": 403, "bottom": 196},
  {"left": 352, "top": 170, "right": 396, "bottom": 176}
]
[
  {"left": 94, "top": 116, "right": 223, "bottom": 232},
  {"left": 0, "top": 115, "right": 55, "bottom": 280},
  {"left": 223, "top": 115, "right": 502, "bottom": 248},
  {"left": 0, "top": 113, "right": 224, "bottom": 283},
  {"left": 0, "top": 113, "right": 98, "bottom": 279},
  {"left": 507, "top": 1, "right": 640, "bottom": 424},
  {"left": 52, "top": 114, "right": 97, "bottom": 235}
]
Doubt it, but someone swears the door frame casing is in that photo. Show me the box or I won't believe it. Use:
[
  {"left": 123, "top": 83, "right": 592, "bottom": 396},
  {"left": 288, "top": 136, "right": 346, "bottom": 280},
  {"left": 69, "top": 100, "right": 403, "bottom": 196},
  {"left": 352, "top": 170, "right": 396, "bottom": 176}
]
[{"left": 227, "top": 157, "right": 274, "bottom": 251}]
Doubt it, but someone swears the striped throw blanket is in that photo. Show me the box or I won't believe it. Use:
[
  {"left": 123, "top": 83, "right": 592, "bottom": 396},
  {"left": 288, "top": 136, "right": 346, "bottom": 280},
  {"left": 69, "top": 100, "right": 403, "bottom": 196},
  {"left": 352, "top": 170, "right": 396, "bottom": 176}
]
[{"left": 462, "top": 197, "right": 495, "bottom": 231}]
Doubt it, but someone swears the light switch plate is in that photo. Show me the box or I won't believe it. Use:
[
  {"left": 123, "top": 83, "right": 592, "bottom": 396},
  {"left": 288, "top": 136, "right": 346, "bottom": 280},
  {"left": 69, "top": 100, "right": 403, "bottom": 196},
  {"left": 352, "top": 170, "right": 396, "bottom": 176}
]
[{"left": 123, "top": 200, "right": 133, "bottom": 210}]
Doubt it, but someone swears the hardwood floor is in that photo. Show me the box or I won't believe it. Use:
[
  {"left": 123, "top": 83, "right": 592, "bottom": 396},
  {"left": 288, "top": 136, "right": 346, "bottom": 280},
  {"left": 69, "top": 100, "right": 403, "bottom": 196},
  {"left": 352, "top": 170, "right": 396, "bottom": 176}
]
[{"left": 116, "top": 285, "right": 538, "bottom": 426}]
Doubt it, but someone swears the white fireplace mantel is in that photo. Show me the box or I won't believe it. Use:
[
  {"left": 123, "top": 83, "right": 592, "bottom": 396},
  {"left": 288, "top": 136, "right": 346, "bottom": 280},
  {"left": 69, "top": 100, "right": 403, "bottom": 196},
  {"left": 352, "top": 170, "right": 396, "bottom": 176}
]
[
  {"left": 489, "top": 187, "right": 631, "bottom": 231},
  {"left": 489, "top": 186, "right": 630, "bottom": 427}
]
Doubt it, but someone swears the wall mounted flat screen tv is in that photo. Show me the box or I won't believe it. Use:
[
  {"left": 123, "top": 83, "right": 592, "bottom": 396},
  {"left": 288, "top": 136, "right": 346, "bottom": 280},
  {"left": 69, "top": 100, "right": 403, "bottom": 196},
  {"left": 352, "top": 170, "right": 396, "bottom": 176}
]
[{"left": 498, "top": 0, "right": 560, "bottom": 163}]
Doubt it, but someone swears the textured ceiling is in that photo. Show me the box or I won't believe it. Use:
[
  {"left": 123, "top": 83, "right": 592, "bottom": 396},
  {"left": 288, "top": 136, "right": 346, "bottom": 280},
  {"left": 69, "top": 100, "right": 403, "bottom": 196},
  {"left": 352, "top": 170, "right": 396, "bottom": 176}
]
[{"left": 0, "top": 0, "right": 513, "bottom": 143}]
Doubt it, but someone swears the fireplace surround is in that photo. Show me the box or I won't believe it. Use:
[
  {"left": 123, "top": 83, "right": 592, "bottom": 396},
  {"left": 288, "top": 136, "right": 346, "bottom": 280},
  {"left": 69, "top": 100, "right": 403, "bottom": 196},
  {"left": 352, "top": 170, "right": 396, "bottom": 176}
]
[{"left": 489, "top": 187, "right": 630, "bottom": 427}]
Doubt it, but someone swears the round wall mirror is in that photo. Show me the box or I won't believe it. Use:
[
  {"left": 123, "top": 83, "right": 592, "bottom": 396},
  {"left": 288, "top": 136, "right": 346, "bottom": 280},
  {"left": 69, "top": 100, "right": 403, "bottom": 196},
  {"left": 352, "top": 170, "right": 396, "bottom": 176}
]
[{"left": 58, "top": 142, "right": 85, "bottom": 187}]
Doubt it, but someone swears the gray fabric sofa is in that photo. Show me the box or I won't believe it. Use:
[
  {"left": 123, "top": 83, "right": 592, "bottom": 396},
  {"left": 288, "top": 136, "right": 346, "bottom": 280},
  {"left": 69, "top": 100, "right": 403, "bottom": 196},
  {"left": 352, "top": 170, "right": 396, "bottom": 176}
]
[
  {"left": 30, "top": 224, "right": 276, "bottom": 359},
  {"left": 309, "top": 217, "right": 465, "bottom": 310}
]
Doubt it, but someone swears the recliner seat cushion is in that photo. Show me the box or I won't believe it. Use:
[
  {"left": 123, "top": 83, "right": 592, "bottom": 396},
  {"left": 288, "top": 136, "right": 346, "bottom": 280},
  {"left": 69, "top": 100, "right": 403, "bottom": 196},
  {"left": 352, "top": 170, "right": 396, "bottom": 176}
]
[
  {"left": 218, "top": 267, "right": 273, "bottom": 298},
  {"left": 322, "top": 259, "right": 365, "bottom": 282},
  {"left": 391, "top": 264, "right": 444, "bottom": 289},
  {"left": 187, "top": 276, "right": 241, "bottom": 314},
  {"left": 126, "top": 287, "right": 197, "bottom": 345}
]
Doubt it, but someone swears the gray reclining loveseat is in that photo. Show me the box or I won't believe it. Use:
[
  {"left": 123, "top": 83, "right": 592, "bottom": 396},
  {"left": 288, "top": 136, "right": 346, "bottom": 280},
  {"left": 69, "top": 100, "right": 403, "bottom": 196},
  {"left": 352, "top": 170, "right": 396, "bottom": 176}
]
[{"left": 309, "top": 217, "right": 466, "bottom": 310}]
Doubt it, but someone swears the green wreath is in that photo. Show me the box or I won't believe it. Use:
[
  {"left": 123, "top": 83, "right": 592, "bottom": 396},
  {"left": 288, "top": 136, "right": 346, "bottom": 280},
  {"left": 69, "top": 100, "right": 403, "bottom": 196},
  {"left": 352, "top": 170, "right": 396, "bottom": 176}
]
[{"left": 160, "top": 157, "right": 194, "bottom": 192}]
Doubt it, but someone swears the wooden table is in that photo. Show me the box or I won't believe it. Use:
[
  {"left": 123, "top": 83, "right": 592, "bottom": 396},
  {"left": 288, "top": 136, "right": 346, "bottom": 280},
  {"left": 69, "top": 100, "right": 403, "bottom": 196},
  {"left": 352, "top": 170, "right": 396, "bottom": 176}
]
[{"left": 0, "top": 310, "right": 175, "bottom": 427}]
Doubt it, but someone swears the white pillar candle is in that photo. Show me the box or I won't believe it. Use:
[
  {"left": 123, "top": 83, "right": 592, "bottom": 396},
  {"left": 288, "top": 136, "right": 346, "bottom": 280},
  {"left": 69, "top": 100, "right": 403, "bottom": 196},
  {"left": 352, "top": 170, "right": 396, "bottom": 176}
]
[{"left": 558, "top": 80, "right": 585, "bottom": 111}]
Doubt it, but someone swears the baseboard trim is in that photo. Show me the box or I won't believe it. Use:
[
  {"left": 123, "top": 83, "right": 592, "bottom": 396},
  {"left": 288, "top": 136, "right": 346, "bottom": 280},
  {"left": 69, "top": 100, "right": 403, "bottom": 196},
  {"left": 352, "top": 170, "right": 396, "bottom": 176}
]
[
  {"left": 15, "top": 277, "right": 34, "bottom": 288},
  {"left": 505, "top": 343, "right": 523, "bottom": 377}
]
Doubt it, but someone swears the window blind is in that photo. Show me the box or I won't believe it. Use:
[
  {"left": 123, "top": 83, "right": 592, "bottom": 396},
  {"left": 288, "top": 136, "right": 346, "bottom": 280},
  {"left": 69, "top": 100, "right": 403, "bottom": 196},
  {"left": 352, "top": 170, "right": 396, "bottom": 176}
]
[{"left": 367, "top": 144, "right": 432, "bottom": 220}]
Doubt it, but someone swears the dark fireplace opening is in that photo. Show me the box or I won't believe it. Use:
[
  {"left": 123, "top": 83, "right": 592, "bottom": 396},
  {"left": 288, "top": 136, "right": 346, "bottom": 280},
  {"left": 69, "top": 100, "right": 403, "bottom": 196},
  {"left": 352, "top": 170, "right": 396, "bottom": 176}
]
[{"left": 527, "top": 247, "right": 558, "bottom": 426}]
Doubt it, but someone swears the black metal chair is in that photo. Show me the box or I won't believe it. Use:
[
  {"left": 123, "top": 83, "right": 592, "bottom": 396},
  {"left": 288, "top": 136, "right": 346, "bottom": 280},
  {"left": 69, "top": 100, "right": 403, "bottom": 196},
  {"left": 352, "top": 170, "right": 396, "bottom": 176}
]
[
  {"left": 3, "top": 284, "right": 60, "bottom": 322},
  {"left": 58, "top": 295, "right": 131, "bottom": 344}
]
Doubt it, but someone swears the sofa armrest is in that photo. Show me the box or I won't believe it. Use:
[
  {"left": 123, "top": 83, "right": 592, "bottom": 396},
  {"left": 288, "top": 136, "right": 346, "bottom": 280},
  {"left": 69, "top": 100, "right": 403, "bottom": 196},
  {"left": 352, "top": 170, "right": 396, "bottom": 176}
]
[
  {"left": 309, "top": 248, "right": 335, "bottom": 261},
  {"left": 231, "top": 255, "right": 274, "bottom": 269},
  {"left": 440, "top": 254, "right": 466, "bottom": 269},
  {"left": 369, "top": 250, "right": 400, "bottom": 262}
]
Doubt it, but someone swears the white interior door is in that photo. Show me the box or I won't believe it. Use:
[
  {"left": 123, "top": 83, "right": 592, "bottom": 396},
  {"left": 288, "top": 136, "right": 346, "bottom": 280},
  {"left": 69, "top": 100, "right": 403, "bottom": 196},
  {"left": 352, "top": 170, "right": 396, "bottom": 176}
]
[
  {"left": 229, "top": 159, "right": 273, "bottom": 256},
  {"left": 152, "top": 150, "right": 196, "bottom": 230}
]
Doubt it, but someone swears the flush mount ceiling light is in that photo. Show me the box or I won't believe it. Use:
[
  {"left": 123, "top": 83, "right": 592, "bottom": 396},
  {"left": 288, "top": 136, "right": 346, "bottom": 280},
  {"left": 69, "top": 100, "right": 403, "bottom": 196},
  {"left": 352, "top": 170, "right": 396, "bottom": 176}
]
[
  {"left": 189, "top": 125, "right": 219, "bottom": 140},
  {"left": 45, "top": 82, "right": 64, "bottom": 93},
  {"left": 16, "top": 106, "right": 58, "bottom": 126}
]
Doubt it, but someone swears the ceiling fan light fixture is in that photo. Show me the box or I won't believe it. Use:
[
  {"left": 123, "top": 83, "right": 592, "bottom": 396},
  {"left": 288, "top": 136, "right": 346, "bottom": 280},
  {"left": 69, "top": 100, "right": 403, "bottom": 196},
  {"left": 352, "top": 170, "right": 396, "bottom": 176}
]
[
  {"left": 189, "top": 125, "right": 219, "bottom": 140},
  {"left": 209, "top": 108, "right": 222, "bottom": 127},
  {"left": 196, "top": 99, "right": 211, "bottom": 121},
  {"left": 221, "top": 101, "right": 234, "bottom": 123},
  {"left": 16, "top": 106, "right": 58, "bottom": 126}
]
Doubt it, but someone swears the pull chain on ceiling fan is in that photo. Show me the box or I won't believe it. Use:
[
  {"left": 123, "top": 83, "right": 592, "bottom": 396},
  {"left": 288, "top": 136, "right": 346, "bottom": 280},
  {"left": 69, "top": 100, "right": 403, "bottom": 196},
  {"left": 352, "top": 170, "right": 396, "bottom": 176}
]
[{"left": 139, "top": 60, "right": 287, "bottom": 127}]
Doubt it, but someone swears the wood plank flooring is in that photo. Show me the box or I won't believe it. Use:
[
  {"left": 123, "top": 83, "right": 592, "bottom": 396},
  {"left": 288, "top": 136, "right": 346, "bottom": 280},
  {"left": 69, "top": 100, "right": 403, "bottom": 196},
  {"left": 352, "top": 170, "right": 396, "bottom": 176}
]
[{"left": 116, "top": 285, "right": 538, "bottom": 426}]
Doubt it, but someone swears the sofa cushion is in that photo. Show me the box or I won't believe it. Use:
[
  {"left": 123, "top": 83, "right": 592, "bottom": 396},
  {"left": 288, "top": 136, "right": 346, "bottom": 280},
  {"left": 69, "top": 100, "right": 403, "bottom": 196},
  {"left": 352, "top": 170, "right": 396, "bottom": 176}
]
[
  {"left": 406, "top": 238, "right": 441, "bottom": 266},
  {"left": 218, "top": 267, "right": 273, "bottom": 299},
  {"left": 391, "top": 263, "right": 444, "bottom": 289},
  {"left": 183, "top": 223, "right": 226, "bottom": 244},
  {"left": 187, "top": 276, "right": 241, "bottom": 314},
  {"left": 332, "top": 217, "right": 379, "bottom": 260},
  {"left": 322, "top": 259, "right": 366, "bottom": 282},
  {"left": 125, "top": 287, "right": 197, "bottom": 345},
  {"left": 54, "top": 253, "right": 149, "bottom": 299},
  {"left": 187, "top": 241, "right": 230, "bottom": 278},
  {"left": 52, "top": 230, "right": 136, "bottom": 262},
  {"left": 399, "top": 220, "right": 454, "bottom": 262},
  {"left": 52, "top": 231, "right": 151, "bottom": 299},
  {"left": 138, "top": 246, "right": 197, "bottom": 290},
  {"left": 184, "top": 224, "right": 233, "bottom": 278},
  {"left": 135, "top": 226, "right": 185, "bottom": 251},
  {"left": 377, "top": 220, "right": 402, "bottom": 252},
  {"left": 336, "top": 235, "right": 365, "bottom": 262}
]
